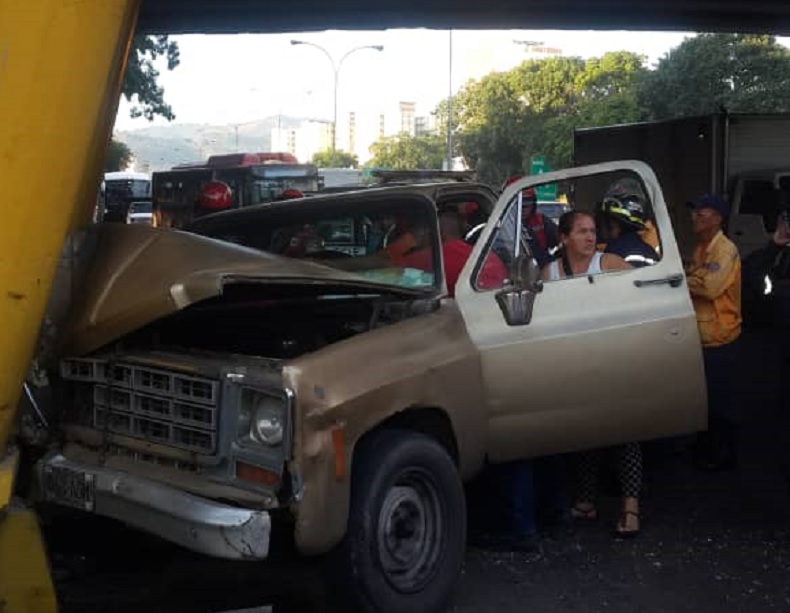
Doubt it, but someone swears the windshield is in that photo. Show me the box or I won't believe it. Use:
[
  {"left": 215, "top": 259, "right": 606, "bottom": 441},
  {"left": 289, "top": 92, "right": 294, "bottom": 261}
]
[
  {"left": 538, "top": 202, "right": 567, "bottom": 220},
  {"left": 192, "top": 197, "right": 441, "bottom": 292},
  {"left": 105, "top": 179, "right": 151, "bottom": 210},
  {"left": 739, "top": 179, "right": 780, "bottom": 232},
  {"left": 248, "top": 176, "right": 322, "bottom": 204},
  {"left": 129, "top": 201, "right": 152, "bottom": 214}
]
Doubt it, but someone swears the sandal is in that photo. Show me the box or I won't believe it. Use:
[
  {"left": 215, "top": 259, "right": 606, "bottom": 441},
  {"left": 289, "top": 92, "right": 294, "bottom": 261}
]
[
  {"left": 613, "top": 510, "right": 640, "bottom": 539},
  {"left": 570, "top": 503, "right": 598, "bottom": 520}
]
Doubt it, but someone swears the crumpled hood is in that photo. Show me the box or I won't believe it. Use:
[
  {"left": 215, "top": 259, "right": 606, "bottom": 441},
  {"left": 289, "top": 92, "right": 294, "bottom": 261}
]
[{"left": 62, "top": 224, "right": 422, "bottom": 356}]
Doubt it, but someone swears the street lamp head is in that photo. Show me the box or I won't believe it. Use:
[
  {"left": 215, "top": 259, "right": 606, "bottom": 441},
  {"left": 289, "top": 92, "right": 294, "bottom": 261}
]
[
  {"left": 291, "top": 40, "right": 305, "bottom": 46},
  {"left": 372, "top": 45, "right": 384, "bottom": 51}
]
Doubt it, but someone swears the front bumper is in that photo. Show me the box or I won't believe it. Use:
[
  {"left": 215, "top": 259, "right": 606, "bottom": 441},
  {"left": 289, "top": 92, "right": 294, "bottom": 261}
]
[{"left": 35, "top": 454, "right": 270, "bottom": 560}]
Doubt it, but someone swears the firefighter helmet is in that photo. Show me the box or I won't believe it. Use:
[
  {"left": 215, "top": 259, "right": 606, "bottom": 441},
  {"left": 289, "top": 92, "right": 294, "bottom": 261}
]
[{"left": 600, "top": 193, "right": 648, "bottom": 231}]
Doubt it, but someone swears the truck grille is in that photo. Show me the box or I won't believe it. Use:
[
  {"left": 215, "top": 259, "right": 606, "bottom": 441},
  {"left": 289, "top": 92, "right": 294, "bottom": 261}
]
[{"left": 62, "top": 358, "right": 220, "bottom": 455}]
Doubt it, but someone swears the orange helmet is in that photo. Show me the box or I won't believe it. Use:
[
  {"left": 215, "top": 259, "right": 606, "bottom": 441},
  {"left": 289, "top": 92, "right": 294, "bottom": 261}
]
[{"left": 199, "top": 181, "right": 233, "bottom": 211}]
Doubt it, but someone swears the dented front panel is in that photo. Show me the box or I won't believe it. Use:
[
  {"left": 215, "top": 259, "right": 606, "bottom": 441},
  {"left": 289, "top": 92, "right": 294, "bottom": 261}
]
[
  {"left": 63, "top": 223, "right": 431, "bottom": 356},
  {"left": 283, "top": 302, "right": 485, "bottom": 554}
]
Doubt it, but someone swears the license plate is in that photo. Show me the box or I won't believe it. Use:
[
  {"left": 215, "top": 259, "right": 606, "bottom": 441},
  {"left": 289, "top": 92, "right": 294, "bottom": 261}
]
[{"left": 43, "top": 465, "right": 95, "bottom": 512}]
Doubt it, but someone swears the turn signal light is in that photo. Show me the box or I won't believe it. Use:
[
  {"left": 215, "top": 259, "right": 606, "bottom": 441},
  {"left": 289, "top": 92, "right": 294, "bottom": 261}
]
[{"left": 235, "top": 461, "right": 280, "bottom": 487}]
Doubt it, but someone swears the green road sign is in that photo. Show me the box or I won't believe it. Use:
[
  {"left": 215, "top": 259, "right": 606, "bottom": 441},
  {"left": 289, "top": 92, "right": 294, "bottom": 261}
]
[
  {"left": 529, "top": 156, "right": 546, "bottom": 175},
  {"left": 529, "top": 155, "right": 557, "bottom": 201}
]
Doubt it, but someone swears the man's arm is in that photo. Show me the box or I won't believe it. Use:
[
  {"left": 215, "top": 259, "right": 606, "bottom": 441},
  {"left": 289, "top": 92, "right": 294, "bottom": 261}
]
[
  {"left": 686, "top": 244, "right": 739, "bottom": 300},
  {"left": 544, "top": 217, "right": 560, "bottom": 250},
  {"left": 750, "top": 217, "right": 790, "bottom": 276},
  {"left": 601, "top": 253, "right": 632, "bottom": 271}
]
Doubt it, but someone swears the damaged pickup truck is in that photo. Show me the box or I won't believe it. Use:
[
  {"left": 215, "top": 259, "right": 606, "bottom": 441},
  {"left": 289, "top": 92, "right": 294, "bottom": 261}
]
[{"left": 28, "top": 161, "right": 707, "bottom": 613}]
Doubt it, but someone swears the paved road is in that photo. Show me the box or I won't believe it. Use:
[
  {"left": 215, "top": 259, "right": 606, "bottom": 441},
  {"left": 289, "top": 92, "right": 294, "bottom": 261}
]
[{"left": 45, "top": 330, "right": 790, "bottom": 613}]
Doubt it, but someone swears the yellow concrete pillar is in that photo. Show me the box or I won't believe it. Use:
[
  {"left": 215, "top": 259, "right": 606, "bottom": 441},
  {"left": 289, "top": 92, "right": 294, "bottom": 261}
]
[
  {"left": 0, "top": 0, "right": 140, "bottom": 452},
  {"left": 0, "top": 2, "right": 139, "bottom": 609},
  {"left": 0, "top": 449, "right": 59, "bottom": 613}
]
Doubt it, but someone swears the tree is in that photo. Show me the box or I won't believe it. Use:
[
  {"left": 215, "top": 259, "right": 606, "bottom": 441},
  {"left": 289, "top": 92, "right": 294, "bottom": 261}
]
[
  {"left": 122, "top": 35, "right": 181, "bottom": 121},
  {"left": 312, "top": 149, "right": 359, "bottom": 168},
  {"left": 447, "top": 52, "right": 649, "bottom": 183},
  {"left": 431, "top": 34, "right": 790, "bottom": 185},
  {"left": 540, "top": 52, "right": 648, "bottom": 167},
  {"left": 449, "top": 71, "right": 527, "bottom": 183},
  {"left": 105, "top": 139, "right": 133, "bottom": 171},
  {"left": 643, "top": 34, "right": 790, "bottom": 119},
  {"left": 104, "top": 36, "right": 180, "bottom": 172},
  {"left": 368, "top": 133, "right": 446, "bottom": 169}
]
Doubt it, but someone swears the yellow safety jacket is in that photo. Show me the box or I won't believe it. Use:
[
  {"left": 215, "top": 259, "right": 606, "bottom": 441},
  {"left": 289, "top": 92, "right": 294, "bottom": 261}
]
[{"left": 686, "top": 230, "right": 742, "bottom": 347}]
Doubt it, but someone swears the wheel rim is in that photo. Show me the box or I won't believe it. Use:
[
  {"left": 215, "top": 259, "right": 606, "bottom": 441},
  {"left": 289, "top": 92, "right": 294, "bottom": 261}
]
[{"left": 376, "top": 469, "right": 444, "bottom": 593}]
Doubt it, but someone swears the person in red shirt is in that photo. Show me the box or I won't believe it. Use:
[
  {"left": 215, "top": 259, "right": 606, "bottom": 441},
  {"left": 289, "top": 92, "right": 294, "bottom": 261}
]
[
  {"left": 501, "top": 175, "right": 559, "bottom": 267},
  {"left": 392, "top": 206, "right": 506, "bottom": 296}
]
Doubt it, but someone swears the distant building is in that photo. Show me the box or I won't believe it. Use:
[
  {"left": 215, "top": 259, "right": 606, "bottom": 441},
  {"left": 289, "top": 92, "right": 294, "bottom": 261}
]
[
  {"left": 338, "top": 111, "right": 392, "bottom": 165},
  {"left": 399, "top": 101, "right": 416, "bottom": 136},
  {"left": 348, "top": 112, "right": 356, "bottom": 155},
  {"left": 297, "top": 120, "right": 333, "bottom": 163},
  {"left": 270, "top": 119, "right": 332, "bottom": 163},
  {"left": 415, "top": 114, "right": 437, "bottom": 136},
  {"left": 333, "top": 103, "right": 436, "bottom": 164},
  {"left": 270, "top": 126, "right": 297, "bottom": 156}
]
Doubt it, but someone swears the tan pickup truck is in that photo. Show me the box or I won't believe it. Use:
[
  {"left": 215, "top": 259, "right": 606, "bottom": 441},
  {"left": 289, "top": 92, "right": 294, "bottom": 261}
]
[{"left": 29, "top": 161, "right": 706, "bottom": 613}]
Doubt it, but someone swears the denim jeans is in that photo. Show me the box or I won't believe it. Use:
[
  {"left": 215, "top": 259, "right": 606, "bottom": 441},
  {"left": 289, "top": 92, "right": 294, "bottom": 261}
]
[{"left": 497, "top": 456, "right": 567, "bottom": 538}]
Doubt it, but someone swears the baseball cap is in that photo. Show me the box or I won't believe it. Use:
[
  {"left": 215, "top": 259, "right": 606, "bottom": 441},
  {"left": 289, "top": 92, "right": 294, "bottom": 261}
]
[
  {"left": 687, "top": 193, "right": 730, "bottom": 218},
  {"left": 520, "top": 186, "right": 538, "bottom": 205}
]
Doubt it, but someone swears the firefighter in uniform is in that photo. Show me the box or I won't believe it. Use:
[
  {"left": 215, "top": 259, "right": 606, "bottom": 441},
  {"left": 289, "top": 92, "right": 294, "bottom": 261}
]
[{"left": 598, "top": 192, "right": 659, "bottom": 267}]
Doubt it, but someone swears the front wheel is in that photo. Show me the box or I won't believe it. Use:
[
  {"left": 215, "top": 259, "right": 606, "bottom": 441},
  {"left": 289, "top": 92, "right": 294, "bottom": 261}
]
[{"left": 333, "top": 428, "right": 466, "bottom": 613}]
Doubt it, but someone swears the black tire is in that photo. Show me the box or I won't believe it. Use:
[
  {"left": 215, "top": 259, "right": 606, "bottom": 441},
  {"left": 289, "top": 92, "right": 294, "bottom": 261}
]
[{"left": 333, "top": 428, "right": 466, "bottom": 613}]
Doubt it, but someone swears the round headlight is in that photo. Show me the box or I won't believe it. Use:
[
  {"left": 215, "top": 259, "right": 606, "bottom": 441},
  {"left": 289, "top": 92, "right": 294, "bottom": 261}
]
[{"left": 250, "top": 396, "right": 284, "bottom": 446}]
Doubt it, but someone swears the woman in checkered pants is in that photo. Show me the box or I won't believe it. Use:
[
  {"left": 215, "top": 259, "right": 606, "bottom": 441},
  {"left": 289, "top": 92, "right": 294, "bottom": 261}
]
[{"left": 570, "top": 442, "right": 642, "bottom": 538}]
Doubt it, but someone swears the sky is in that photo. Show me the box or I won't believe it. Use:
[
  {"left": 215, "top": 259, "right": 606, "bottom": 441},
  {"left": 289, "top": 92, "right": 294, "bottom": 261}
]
[{"left": 114, "top": 29, "right": 790, "bottom": 133}]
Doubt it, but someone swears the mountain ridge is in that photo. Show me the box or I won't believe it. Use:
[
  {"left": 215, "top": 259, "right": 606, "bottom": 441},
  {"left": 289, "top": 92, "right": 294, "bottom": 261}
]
[{"left": 116, "top": 115, "right": 318, "bottom": 171}]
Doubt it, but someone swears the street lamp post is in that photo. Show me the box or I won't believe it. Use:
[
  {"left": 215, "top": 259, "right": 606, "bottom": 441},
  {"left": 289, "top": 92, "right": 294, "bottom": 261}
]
[
  {"left": 291, "top": 40, "right": 383, "bottom": 167},
  {"left": 446, "top": 29, "right": 453, "bottom": 171}
]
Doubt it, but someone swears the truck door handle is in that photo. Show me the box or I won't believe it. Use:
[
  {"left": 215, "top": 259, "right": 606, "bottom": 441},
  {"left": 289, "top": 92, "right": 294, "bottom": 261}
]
[{"left": 634, "top": 273, "right": 684, "bottom": 288}]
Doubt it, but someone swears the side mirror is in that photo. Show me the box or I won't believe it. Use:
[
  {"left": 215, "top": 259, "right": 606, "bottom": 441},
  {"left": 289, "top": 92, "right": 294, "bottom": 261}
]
[
  {"left": 513, "top": 252, "right": 542, "bottom": 289},
  {"left": 495, "top": 255, "right": 543, "bottom": 326}
]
